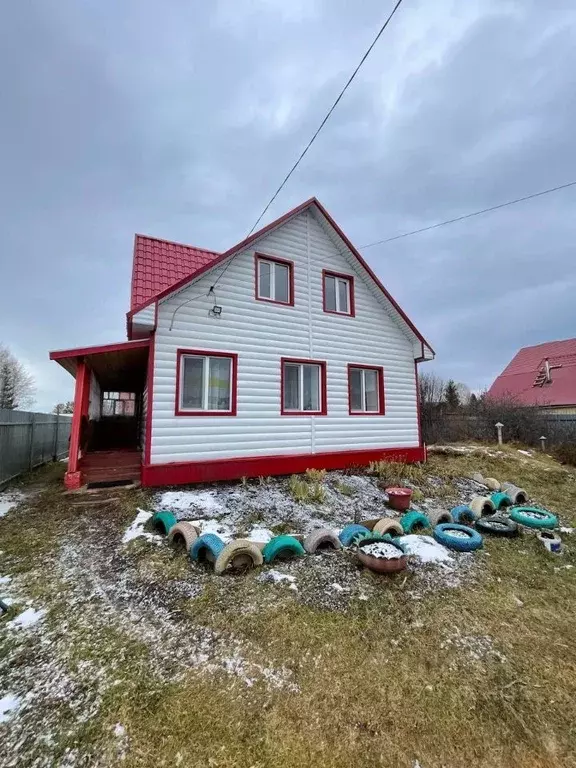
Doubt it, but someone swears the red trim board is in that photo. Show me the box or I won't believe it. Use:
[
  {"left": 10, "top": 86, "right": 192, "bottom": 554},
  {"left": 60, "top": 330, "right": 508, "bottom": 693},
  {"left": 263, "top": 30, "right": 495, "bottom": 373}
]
[
  {"left": 144, "top": 332, "right": 155, "bottom": 464},
  {"left": 174, "top": 348, "right": 239, "bottom": 416},
  {"left": 280, "top": 357, "right": 327, "bottom": 415},
  {"left": 322, "top": 269, "right": 356, "bottom": 317},
  {"left": 67, "top": 360, "right": 90, "bottom": 474},
  {"left": 50, "top": 338, "right": 150, "bottom": 361},
  {"left": 254, "top": 252, "right": 295, "bottom": 306},
  {"left": 347, "top": 364, "right": 385, "bottom": 415},
  {"left": 141, "top": 445, "right": 425, "bottom": 486}
]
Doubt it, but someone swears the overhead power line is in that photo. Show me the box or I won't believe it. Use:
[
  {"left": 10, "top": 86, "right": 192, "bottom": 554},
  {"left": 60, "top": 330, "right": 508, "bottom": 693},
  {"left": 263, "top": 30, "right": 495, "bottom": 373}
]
[
  {"left": 246, "top": 0, "right": 407, "bottom": 238},
  {"left": 360, "top": 179, "right": 576, "bottom": 249}
]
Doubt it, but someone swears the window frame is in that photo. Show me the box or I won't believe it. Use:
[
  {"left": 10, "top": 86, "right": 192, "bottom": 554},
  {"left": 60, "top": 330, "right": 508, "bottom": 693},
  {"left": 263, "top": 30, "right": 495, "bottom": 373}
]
[
  {"left": 280, "top": 357, "right": 327, "bottom": 416},
  {"left": 254, "top": 252, "right": 295, "bottom": 307},
  {"left": 322, "top": 269, "right": 355, "bottom": 317},
  {"left": 347, "top": 364, "right": 385, "bottom": 415},
  {"left": 175, "top": 348, "right": 238, "bottom": 417}
]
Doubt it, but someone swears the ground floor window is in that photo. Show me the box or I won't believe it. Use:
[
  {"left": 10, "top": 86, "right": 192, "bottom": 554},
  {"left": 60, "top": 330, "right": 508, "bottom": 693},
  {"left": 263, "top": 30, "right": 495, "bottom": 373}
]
[
  {"left": 348, "top": 365, "right": 385, "bottom": 414},
  {"left": 176, "top": 350, "right": 237, "bottom": 415},
  {"left": 281, "top": 358, "right": 327, "bottom": 415},
  {"left": 102, "top": 392, "right": 136, "bottom": 416}
]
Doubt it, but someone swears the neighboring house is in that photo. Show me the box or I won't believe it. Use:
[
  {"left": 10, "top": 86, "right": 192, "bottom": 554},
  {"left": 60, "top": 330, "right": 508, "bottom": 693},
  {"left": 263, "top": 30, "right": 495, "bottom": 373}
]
[
  {"left": 50, "top": 198, "right": 434, "bottom": 490},
  {"left": 487, "top": 338, "right": 576, "bottom": 414}
]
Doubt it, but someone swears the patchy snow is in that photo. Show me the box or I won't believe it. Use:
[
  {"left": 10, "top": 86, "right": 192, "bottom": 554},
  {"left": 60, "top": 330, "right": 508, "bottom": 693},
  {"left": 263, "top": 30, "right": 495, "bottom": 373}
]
[
  {"left": 122, "top": 509, "right": 161, "bottom": 545},
  {"left": 517, "top": 449, "right": 533, "bottom": 456},
  {"left": 0, "top": 574, "right": 11, "bottom": 585},
  {"left": 246, "top": 526, "right": 273, "bottom": 543},
  {"left": 442, "top": 629, "right": 507, "bottom": 663},
  {"left": 0, "top": 490, "right": 26, "bottom": 519},
  {"left": 360, "top": 542, "right": 404, "bottom": 559},
  {"left": 258, "top": 569, "right": 297, "bottom": 586},
  {"left": 188, "top": 518, "right": 233, "bottom": 542},
  {"left": 0, "top": 695, "right": 21, "bottom": 724},
  {"left": 7, "top": 607, "right": 46, "bottom": 629},
  {"left": 399, "top": 535, "right": 453, "bottom": 564},
  {"left": 159, "top": 490, "right": 223, "bottom": 515},
  {"left": 560, "top": 527, "right": 574, "bottom": 534}
]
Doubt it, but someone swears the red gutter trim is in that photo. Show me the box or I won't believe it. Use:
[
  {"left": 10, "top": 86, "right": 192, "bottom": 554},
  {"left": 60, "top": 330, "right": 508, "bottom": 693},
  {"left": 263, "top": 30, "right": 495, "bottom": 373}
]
[
  {"left": 144, "top": 332, "right": 155, "bottom": 465},
  {"left": 174, "top": 348, "right": 239, "bottom": 417},
  {"left": 322, "top": 269, "right": 356, "bottom": 317},
  {"left": 254, "top": 252, "right": 295, "bottom": 307},
  {"left": 280, "top": 357, "right": 327, "bottom": 416},
  {"left": 347, "top": 364, "right": 385, "bottom": 415},
  {"left": 50, "top": 338, "right": 150, "bottom": 361},
  {"left": 141, "top": 446, "right": 424, "bottom": 486}
]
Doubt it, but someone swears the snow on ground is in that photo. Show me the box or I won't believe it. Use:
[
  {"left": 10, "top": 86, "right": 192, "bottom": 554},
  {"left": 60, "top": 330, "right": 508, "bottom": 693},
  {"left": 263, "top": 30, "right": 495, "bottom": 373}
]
[
  {"left": 0, "top": 574, "right": 11, "bottom": 585},
  {"left": 159, "top": 489, "right": 223, "bottom": 514},
  {"left": 400, "top": 535, "right": 453, "bottom": 564},
  {"left": 0, "top": 490, "right": 26, "bottom": 519},
  {"left": 0, "top": 694, "right": 21, "bottom": 724},
  {"left": 122, "top": 509, "right": 161, "bottom": 544},
  {"left": 7, "top": 607, "right": 46, "bottom": 630}
]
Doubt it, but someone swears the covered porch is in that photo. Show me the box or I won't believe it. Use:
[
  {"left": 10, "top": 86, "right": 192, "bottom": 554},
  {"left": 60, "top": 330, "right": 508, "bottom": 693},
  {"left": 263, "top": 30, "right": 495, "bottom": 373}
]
[{"left": 49, "top": 339, "right": 150, "bottom": 489}]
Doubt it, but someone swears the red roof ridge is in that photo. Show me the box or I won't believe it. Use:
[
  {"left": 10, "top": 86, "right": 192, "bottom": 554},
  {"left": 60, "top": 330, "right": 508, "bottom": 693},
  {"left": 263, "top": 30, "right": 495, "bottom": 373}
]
[{"left": 134, "top": 232, "right": 220, "bottom": 255}]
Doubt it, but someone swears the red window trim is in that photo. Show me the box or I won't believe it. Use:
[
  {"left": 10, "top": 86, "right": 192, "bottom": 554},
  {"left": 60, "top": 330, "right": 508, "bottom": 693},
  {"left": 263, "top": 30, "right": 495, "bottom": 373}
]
[
  {"left": 280, "top": 357, "right": 327, "bottom": 416},
  {"left": 175, "top": 348, "right": 238, "bottom": 417},
  {"left": 322, "top": 269, "right": 355, "bottom": 317},
  {"left": 254, "top": 252, "right": 295, "bottom": 307},
  {"left": 347, "top": 364, "right": 385, "bottom": 415}
]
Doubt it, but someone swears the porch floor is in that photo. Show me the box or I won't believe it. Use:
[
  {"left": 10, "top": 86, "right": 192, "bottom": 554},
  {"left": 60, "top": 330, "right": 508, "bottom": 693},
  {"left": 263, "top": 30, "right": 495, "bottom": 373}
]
[{"left": 79, "top": 450, "right": 142, "bottom": 486}]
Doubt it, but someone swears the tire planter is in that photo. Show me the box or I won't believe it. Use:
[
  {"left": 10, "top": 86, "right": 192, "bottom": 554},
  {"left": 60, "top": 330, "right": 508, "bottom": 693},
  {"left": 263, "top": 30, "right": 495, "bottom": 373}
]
[
  {"left": 303, "top": 529, "right": 342, "bottom": 554},
  {"left": 490, "top": 492, "right": 512, "bottom": 510},
  {"left": 427, "top": 509, "right": 454, "bottom": 527},
  {"left": 509, "top": 506, "right": 558, "bottom": 530},
  {"left": 501, "top": 483, "right": 528, "bottom": 505},
  {"left": 470, "top": 496, "right": 496, "bottom": 518},
  {"left": 357, "top": 539, "right": 407, "bottom": 574},
  {"left": 372, "top": 517, "right": 404, "bottom": 537},
  {"left": 214, "top": 539, "right": 264, "bottom": 575},
  {"left": 262, "top": 535, "right": 305, "bottom": 563},
  {"left": 536, "top": 529, "right": 562, "bottom": 553},
  {"left": 484, "top": 478, "right": 501, "bottom": 491},
  {"left": 338, "top": 524, "right": 371, "bottom": 547},
  {"left": 451, "top": 505, "right": 478, "bottom": 525},
  {"left": 433, "top": 523, "right": 483, "bottom": 552},
  {"left": 168, "top": 522, "right": 199, "bottom": 551},
  {"left": 152, "top": 510, "right": 178, "bottom": 535},
  {"left": 385, "top": 487, "right": 413, "bottom": 512},
  {"left": 190, "top": 533, "right": 225, "bottom": 563},
  {"left": 400, "top": 510, "right": 430, "bottom": 534},
  {"left": 475, "top": 515, "right": 519, "bottom": 537}
]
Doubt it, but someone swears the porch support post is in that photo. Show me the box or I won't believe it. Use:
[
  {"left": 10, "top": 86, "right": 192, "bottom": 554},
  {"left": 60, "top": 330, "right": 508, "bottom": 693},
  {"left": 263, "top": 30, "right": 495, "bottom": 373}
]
[{"left": 65, "top": 359, "right": 90, "bottom": 490}]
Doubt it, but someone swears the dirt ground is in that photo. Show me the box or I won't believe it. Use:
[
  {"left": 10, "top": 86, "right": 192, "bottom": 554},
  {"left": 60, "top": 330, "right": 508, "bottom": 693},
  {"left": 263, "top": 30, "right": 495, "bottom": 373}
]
[{"left": 1, "top": 446, "right": 576, "bottom": 768}]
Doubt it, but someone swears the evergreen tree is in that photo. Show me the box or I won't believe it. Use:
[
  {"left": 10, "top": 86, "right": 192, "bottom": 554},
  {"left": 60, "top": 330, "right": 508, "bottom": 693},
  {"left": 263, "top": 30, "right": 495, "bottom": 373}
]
[{"left": 444, "top": 379, "right": 460, "bottom": 409}]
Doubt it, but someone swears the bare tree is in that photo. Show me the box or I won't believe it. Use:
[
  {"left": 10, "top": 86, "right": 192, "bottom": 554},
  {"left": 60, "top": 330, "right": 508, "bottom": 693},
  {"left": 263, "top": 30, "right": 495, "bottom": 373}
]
[
  {"left": 0, "top": 345, "right": 36, "bottom": 410},
  {"left": 456, "top": 382, "right": 472, "bottom": 405},
  {"left": 53, "top": 401, "right": 74, "bottom": 414},
  {"left": 418, "top": 372, "right": 446, "bottom": 405}
]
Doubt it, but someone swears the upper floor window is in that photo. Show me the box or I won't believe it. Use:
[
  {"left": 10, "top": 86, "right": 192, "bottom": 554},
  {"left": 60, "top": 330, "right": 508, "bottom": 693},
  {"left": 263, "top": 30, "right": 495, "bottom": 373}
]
[
  {"left": 255, "top": 253, "right": 294, "bottom": 306},
  {"left": 348, "top": 365, "right": 384, "bottom": 415},
  {"left": 281, "top": 358, "right": 327, "bottom": 415},
  {"left": 176, "top": 350, "right": 238, "bottom": 416},
  {"left": 323, "top": 270, "right": 355, "bottom": 316}
]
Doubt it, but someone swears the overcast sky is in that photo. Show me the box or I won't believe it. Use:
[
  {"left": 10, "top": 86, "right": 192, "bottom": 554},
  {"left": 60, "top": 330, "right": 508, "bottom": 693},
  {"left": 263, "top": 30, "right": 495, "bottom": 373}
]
[{"left": 1, "top": 0, "right": 575, "bottom": 410}]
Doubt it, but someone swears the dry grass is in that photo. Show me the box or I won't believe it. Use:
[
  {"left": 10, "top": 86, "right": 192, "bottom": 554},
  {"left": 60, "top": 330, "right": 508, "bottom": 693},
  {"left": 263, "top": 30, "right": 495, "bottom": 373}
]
[{"left": 2, "top": 450, "right": 576, "bottom": 767}]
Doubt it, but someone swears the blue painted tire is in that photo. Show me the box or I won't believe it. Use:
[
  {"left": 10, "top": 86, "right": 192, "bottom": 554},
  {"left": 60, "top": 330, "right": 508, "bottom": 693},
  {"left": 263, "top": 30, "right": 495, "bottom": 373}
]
[
  {"left": 491, "top": 492, "right": 512, "bottom": 510},
  {"left": 451, "top": 505, "right": 478, "bottom": 525},
  {"left": 509, "top": 506, "right": 558, "bottom": 529},
  {"left": 190, "top": 533, "right": 225, "bottom": 562},
  {"left": 262, "top": 535, "right": 305, "bottom": 563},
  {"left": 338, "top": 524, "right": 371, "bottom": 547},
  {"left": 400, "top": 511, "right": 430, "bottom": 534},
  {"left": 433, "top": 523, "right": 483, "bottom": 552},
  {"left": 152, "top": 510, "right": 177, "bottom": 535}
]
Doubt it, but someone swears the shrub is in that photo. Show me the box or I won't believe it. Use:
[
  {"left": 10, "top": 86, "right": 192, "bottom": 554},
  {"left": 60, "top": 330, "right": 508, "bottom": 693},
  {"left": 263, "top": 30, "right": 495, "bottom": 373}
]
[{"left": 551, "top": 443, "right": 576, "bottom": 467}]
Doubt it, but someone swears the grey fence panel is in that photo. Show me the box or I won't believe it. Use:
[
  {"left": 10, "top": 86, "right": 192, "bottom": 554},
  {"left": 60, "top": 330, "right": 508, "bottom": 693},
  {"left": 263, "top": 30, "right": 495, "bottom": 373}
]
[{"left": 0, "top": 408, "right": 72, "bottom": 488}]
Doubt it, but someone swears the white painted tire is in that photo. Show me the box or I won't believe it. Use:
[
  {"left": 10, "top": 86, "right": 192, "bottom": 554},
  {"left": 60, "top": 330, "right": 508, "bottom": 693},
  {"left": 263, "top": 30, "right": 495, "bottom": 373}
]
[
  {"left": 427, "top": 509, "right": 454, "bottom": 527},
  {"left": 470, "top": 496, "right": 496, "bottom": 518},
  {"left": 484, "top": 478, "right": 501, "bottom": 491},
  {"left": 471, "top": 472, "right": 485, "bottom": 484},
  {"left": 372, "top": 518, "right": 404, "bottom": 537},
  {"left": 214, "top": 539, "right": 264, "bottom": 575},
  {"left": 168, "top": 522, "right": 198, "bottom": 551},
  {"left": 303, "top": 529, "right": 342, "bottom": 554},
  {"left": 501, "top": 483, "right": 528, "bottom": 505}
]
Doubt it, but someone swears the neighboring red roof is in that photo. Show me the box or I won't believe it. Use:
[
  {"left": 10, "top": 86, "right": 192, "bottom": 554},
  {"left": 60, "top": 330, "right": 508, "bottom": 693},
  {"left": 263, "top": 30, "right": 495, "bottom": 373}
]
[
  {"left": 487, "top": 338, "right": 576, "bottom": 407},
  {"left": 130, "top": 235, "right": 219, "bottom": 311}
]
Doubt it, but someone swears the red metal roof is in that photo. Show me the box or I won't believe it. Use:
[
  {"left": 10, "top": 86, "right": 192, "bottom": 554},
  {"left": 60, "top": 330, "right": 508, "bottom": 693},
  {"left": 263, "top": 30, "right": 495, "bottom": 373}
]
[
  {"left": 487, "top": 338, "right": 576, "bottom": 406},
  {"left": 130, "top": 235, "right": 219, "bottom": 311}
]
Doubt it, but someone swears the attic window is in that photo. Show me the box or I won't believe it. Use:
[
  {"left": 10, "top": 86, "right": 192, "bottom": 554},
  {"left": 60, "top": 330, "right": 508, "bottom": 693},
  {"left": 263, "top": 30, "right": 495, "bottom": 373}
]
[
  {"left": 323, "top": 270, "right": 355, "bottom": 316},
  {"left": 255, "top": 253, "right": 294, "bottom": 306}
]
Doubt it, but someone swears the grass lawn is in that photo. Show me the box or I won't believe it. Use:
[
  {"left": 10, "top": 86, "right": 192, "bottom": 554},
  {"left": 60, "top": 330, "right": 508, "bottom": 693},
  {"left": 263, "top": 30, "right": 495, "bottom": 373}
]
[{"left": 1, "top": 445, "right": 576, "bottom": 767}]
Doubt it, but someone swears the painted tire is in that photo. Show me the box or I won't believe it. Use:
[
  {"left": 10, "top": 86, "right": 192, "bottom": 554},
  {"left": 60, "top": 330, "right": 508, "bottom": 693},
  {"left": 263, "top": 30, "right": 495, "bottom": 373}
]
[
  {"left": 152, "top": 510, "right": 178, "bottom": 535},
  {"left": 190, "top": 533, "right": 225, "bottom": 563},
  {"left": 451, "top": 505, "right": 478, "bottom": 525},
  {"left": 501, "top": 483, "right": 528, "bottom": 505},
  {"left": 491, "top": 492, "right": 512, "bottom": 510},
  {"left": 262, "top": 535, "right": 305, "bottom": 563},
  {"left": 433, "top": 524, "right": 483, "bottom": 552},
  {"left": 168, "top": 522, "right": 198, "bottom": 551},
  {"left": 475, "top": 515, "right": 519, "bottom": 537},
  {"left": 400, "top": 511, "right": 430, "bottom": 534},
  {"left": 470, "top": 496, "right": 496, "bottom": 518},
  {"left": 536, "top": 529, "right": 562, "bottom": 552},
  {"left": 338, "top": 524, "right": 371, "bottom": 547},
  {"left": 372, "top": 518, "right": 404, "bottom": 537},
  {"left": 427, "top": 510, "right": 454, "bottom": 527},
  {"left": 303, "top": 529, "right": 342, "bottom": 554},
  {"left": 509, "top": 507, "right": 558, "bottom": 529},
  {"left": 214, "top": 539, "right": 264, "bottom": 575},
  {"left": 484, "top": 478, "right": 501, "bottom": 491}
]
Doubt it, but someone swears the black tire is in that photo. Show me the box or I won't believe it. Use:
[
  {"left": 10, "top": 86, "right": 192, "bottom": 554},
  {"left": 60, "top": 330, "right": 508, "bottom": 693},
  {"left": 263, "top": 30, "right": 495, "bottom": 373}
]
[{"left": 475, "top": 515, "right": 519, "bottom": 537}]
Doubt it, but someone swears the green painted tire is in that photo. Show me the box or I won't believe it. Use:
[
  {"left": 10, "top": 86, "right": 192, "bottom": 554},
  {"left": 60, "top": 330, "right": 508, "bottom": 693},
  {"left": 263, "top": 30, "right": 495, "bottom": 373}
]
[
  {"left": 491, "top": 492, "right": 512, "bottom": 510},
  {"left": 152, "top": 510, "right": 177, "bottom": 535},
  {"left": 400, "top": 510, "right": 430, "bottom": 534},
  {"left": 509, "top": 506, "right": 558, "bottom": 529},
  {"left": 262, "top": 535, "right": 305, "bottom": 563}
]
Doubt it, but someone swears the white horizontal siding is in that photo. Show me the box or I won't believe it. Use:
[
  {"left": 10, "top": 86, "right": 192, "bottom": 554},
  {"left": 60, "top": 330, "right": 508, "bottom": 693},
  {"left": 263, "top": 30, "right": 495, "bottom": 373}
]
[{"left": 150, "top": 209, "right": 419, "bottom": 464}]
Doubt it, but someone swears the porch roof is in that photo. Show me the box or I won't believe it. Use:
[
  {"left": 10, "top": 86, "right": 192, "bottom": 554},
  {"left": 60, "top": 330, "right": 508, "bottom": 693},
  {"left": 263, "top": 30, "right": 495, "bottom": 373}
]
[{"left": 49, "top": 339, "right": 149, "bottom": 391}]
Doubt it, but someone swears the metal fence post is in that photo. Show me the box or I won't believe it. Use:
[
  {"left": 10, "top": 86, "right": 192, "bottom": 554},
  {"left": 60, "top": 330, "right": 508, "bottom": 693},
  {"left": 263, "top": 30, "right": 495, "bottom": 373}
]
[
  {"left": 28, "top": 414, "right": 36, "bottom": 471},
  {"left": 52, "top": 409, "right": 60, "bottom": 461}
]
